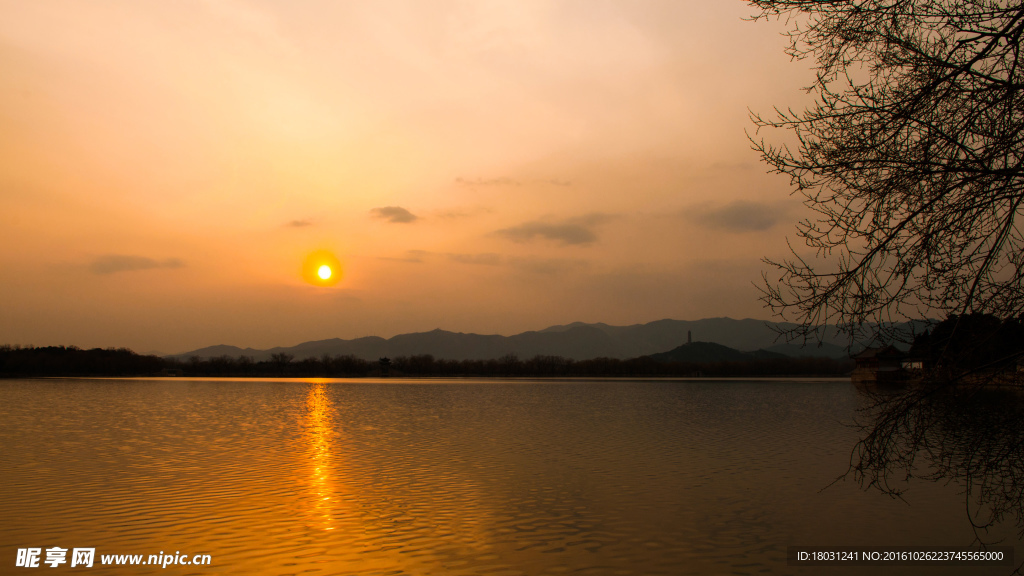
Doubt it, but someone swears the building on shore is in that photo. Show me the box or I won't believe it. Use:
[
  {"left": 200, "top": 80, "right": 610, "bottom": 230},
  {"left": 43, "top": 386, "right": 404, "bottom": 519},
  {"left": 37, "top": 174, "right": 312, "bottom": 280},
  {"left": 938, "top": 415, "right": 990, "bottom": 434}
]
[{"left": 851, "top": 346, "right": 908, "bottom": 388}]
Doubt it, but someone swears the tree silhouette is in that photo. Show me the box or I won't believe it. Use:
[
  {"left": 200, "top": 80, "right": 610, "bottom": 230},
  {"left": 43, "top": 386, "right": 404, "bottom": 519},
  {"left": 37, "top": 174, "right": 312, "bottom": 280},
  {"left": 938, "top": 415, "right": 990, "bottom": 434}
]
[
  {"left": 270, "top": 353, "right": 294, "bottom": 376},
  {"left": 750, "top": 3, "right": 1024, "bottom": 556},
  {"left": 749, "top": 1, "right": 1024, "bottom": 343}
]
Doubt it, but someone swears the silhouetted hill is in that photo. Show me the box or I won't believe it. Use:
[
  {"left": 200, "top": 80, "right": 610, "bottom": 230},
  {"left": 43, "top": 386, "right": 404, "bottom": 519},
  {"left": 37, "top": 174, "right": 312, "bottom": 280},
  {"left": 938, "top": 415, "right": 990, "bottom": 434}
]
[
  {"left": 648, "top": 341, "right": 788, "bottom": 363},
  {"left": 761, "top": 341, "right": 849, "bottom": 359},
  {"left": 174, "top": 344, "right": 263, "bottom": 358},
  {"left": 169, "top": 317, "right": 926, "bottom": 362},
  {"left": 265, "top": 336, "right": 390, "bottom": 360}
]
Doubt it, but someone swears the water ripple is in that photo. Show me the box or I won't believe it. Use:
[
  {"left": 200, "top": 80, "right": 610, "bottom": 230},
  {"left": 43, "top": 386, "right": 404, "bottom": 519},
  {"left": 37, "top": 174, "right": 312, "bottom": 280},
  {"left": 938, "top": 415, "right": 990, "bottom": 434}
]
[{"left": 0, "top": 378, "right": 1013, "bottom": 575}]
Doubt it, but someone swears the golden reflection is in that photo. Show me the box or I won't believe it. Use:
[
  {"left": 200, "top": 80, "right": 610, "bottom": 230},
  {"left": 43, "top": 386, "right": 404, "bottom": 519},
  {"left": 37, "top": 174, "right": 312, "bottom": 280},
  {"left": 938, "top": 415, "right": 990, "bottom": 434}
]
[
  {"left": 304, "top": 381, "right": 338, "bottom": 531},
  {"left": 297, "top": 381, "right": 501, "bottom": 573}
]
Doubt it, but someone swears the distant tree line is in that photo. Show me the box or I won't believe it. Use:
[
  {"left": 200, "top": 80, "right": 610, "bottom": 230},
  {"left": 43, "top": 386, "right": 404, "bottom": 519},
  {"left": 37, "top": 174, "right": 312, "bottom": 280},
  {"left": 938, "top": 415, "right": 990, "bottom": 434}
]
[
  {"left": 0, "top": 345, "right": 164, "bottom": 377},
  {"left": 0, "top": 344, "right": 853, "bottom": 378}
]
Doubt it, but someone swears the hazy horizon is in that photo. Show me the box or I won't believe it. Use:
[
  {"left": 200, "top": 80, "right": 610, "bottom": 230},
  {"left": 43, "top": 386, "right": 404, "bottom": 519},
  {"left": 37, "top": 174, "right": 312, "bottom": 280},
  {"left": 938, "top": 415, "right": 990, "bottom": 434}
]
[{"left": 0, "top": 1, "right": 817, "bottom": 353}]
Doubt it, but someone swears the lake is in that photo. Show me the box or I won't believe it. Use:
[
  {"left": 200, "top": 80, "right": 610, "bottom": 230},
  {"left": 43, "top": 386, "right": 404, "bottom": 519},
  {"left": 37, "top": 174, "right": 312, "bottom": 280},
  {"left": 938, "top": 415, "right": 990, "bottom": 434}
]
[{"left": 0, "top": 377, "right": 1017, "bottom": 574}]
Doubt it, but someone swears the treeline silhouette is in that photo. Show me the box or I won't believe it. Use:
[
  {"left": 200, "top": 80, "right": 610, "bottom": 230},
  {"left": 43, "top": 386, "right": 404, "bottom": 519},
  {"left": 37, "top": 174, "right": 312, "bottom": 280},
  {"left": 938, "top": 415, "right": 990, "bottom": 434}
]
[
  {"left": 0, "top": 345, "right": 853, "bottom": 378},
  {"left": 0, "top": 345, "right": 164, "bottom": 376},
  {"left": 908, "top": 313, "right": 1024, "bottom": 374}
]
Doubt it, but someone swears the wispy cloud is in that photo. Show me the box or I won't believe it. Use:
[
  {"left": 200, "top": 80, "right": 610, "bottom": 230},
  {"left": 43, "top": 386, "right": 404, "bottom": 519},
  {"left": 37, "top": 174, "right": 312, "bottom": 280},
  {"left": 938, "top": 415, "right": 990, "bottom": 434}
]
[
  {"left": 495, "top": 213, "right": 614, "bottom": 246},
  {"left": 688, "top": 201, "right": 787, "bottom": 232},
  {"left": 378, "top": 250, "right": 429, "bottom": 263},
  {"left": 434, "top": 206, "right": 493, "bottom": 219},
  {"left": 447, "top": 252, "right": 503, "bottom": 266},
  {"left": 89, "top": 255, "right": 185, "bottom": 275},
  {"left": 455, "top": 177, "right": 520, "bottom": 187},
  {"left": 508, "top": 256, "right": 588, "bottom": 275},
  {"left": 709, "top": 161, "right": 754, "bottom": 172},
  {"left": 498, "top": 222, "right": 596, "bottom": 245},
  {"left": 455, "top": 177, "right": 571, "bottom": 188},
  {"left": 370, "top": 206, "right": 419, "bottom": 223},
  {"left": 284, "top": 218, "right": 312, "bottom": 228},
  {"left": 541, "top": 178, "right": 572, "bottom": 187}
]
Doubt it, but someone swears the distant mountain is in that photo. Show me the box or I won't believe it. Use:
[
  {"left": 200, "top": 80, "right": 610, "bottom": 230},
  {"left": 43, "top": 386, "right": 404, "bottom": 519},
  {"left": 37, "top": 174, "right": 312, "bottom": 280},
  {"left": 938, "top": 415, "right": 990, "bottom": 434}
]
[
  {"left": 761, "top": 341, "right": 850, "bottom": 359},
  {"left": 169, "top": 317, "right": 905, "bottom": 362},
  {"left": 648, "top": 341, "right": 788, "bottom": 363}
]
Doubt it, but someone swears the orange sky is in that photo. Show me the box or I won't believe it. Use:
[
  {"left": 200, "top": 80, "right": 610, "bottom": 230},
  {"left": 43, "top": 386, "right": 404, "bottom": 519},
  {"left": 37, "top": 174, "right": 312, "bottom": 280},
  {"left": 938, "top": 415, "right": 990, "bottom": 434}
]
[{"left": 0, "top": 0, "right": 816, "bottom": 354}]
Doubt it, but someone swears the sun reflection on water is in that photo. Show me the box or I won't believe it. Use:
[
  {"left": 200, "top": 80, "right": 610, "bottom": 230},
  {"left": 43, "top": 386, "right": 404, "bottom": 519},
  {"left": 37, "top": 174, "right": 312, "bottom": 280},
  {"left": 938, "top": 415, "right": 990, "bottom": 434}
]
[{"left": 304, "top": 381, "right": 337, "bottom": 531}]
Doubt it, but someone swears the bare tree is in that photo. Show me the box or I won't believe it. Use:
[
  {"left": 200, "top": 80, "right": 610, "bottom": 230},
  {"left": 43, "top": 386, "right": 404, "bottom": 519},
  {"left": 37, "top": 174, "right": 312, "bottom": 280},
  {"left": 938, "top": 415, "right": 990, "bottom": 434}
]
[
  {"left": 270, "top": 352, "right": 294, "bottom": 376},
  {"left": 750, "top": 5, "right": 1024, "bottom": 561},
  {"left": 749, "top": 1, "right": 1024, "bottom": 343}
]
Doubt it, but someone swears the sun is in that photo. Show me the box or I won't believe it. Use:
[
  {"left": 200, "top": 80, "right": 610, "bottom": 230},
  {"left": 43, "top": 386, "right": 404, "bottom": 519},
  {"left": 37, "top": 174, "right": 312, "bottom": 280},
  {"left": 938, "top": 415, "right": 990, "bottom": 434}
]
[{"left": 302, "top": 250, "right": 342, "bottom": 286}]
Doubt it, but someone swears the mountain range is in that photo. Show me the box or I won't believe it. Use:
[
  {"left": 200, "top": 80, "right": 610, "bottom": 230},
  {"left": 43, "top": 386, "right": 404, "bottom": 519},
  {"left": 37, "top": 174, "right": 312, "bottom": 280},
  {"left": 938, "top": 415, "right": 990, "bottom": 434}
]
[{"left": 168, "top": 317, "right": 886, "bottom": 362}]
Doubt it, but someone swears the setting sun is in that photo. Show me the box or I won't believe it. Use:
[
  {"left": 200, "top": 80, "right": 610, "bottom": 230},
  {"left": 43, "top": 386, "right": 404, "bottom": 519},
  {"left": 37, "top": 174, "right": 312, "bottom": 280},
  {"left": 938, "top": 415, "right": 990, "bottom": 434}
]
[{"left": 302, "top": 250, "right": 343, "bottom": 287}]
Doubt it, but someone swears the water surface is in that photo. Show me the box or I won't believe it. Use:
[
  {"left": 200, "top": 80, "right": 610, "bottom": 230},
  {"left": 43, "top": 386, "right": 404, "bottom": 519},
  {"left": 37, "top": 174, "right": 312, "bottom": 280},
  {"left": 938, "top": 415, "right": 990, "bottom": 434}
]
[{"left": 0, "top": 378, "right": 1016, "bottom": 574}]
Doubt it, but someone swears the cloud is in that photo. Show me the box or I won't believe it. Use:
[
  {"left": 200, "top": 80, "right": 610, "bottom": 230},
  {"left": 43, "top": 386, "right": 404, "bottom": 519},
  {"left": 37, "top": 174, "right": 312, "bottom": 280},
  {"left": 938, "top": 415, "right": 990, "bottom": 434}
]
[
  {"left": 495, "top": 213, "right": 614, "bottom": 245},
  {"left": 498, "top": 222, "right": 596, "bottom": 245},
  {"left": 378, "top": 250, "right": 429, "bottom": 263},
  {"left": 284, "top": 219, "right": 312, "bottom": 228},
  {"left": 89, "top": 255, "right": 185, "bottom": 275},
  {"left": 435, "top": 206, "right": 493, "bottom": 219},
  {"left": 455, "top": 177, "right": 520, "bottom": 187},
  {"left": 541, "top": 178, "right": 573, "bottom": 187},
  {"left": 370, "top": 206, "right": 419, "bottom": 223},
  {"left": 447, "top": 252, "right": 503, "bottom": 266},
  {"left": 455, "top": 177, "right": 572, "bottom": 188},
  {"left": 709, "top": 161, "right": 754, "bottom": 172},
  {"left": 689, "top": 201, "right": 787, "bottom": 232},
  {"left": 508, "top": 256, "right": 588, "bottom": 275}
]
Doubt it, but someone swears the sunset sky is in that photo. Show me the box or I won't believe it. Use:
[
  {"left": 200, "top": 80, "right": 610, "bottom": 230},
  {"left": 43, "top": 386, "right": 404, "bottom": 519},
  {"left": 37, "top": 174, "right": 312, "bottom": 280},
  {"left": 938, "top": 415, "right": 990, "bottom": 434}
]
[{"left": 0, "top": 0, "right": 817, "bottom": 354}]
